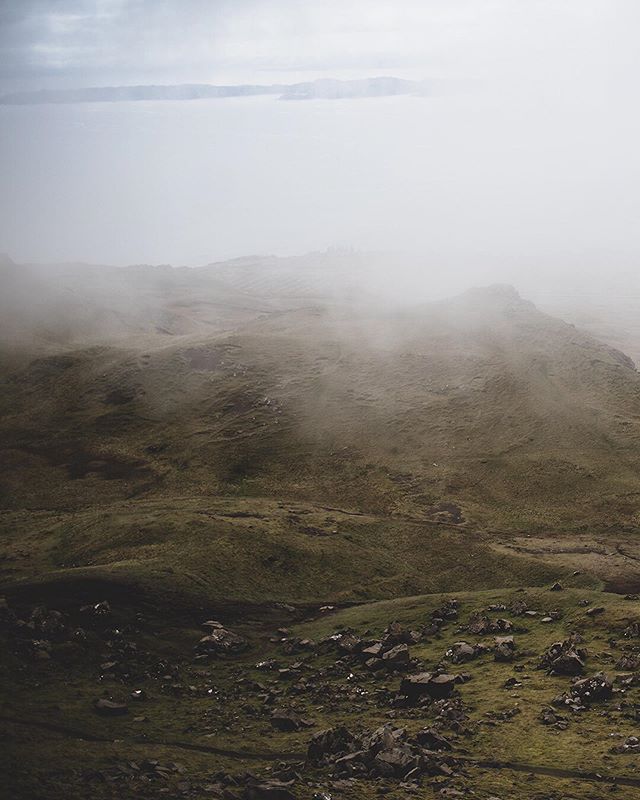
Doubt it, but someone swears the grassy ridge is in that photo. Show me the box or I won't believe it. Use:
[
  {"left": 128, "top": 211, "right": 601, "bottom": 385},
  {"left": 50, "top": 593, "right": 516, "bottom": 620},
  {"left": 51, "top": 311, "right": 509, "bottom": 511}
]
[{"left": 0, "top": 497, "right": 565, "bottom": 607}]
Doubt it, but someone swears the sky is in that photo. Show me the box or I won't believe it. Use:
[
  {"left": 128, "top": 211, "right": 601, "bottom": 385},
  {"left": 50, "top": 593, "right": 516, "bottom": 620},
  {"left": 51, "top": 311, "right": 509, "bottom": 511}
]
[
  {"left": 2, "top": 0, "right": 637, "bottom": 90},
  {"left": 0, "top": 1, "right": 639, "bottom": 282}
]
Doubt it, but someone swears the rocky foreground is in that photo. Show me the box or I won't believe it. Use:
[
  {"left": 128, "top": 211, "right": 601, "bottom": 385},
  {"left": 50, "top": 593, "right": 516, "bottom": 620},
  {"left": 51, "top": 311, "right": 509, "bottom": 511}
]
[{"left": 4, "top": 584, "right": 640, "bottom": 798}]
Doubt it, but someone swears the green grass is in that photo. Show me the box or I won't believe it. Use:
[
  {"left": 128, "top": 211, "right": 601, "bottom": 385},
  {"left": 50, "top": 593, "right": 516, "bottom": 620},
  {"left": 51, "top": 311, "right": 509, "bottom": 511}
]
[
  {"left": 4, "top": 585, "right": 640, "bottom": 799},
  {"left": 0, "top": 496, "right": 566, "bottom": 607}
]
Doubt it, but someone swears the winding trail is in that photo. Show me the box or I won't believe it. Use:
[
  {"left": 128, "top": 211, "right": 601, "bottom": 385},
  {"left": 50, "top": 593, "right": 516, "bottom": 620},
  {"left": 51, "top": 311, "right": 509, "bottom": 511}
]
[{"left": 4, "top": 713, "right": 640, "bottom": 789}]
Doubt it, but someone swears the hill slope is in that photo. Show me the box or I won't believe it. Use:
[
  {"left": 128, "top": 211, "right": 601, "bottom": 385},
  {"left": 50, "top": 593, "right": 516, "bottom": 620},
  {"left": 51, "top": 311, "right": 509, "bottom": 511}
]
[{"left": 1, "top": 270, "right": 640, "bottom": 533}]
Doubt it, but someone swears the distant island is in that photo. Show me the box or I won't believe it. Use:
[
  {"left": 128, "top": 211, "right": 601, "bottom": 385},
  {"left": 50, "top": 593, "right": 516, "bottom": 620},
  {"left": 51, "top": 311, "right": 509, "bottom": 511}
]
[{"left": 0, "top": 76, "right": 426, "bottom": 105}]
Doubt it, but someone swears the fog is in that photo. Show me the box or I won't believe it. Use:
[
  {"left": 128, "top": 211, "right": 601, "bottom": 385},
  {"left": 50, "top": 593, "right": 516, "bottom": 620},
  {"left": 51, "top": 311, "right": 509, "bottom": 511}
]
[{"left": 1, "top": 0, "right": 640, "bottom": 295}]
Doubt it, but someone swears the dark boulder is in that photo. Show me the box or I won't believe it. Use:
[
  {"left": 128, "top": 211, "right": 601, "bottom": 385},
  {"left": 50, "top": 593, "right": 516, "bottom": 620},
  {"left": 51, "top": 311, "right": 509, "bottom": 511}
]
[
  {"left": 494, "top": 635, "right": 516, "bottom": 662},
  {"left": 242, "top": 781, "right": 296, "bottom": 800},
  {"left": 381, "top": 643, "right": 410, "bottom": 669},
  {"left": 539, "top": 637, "right": 587, "bottom": 675},
  {"left": 307, "top": 726, "right": 357, "bottom": 763},
  {"left": 270, "top": 709, "right": 313, "bottom": 732},
  {"left": 447, "top": 641, "right": 478, "bottom": 663},
  {"left": 94, "top": 698, "right": 128, "bottom": 716},
  {"left": 400, "top": 672, "right": 458, "bottom": 702},
  {"left": 414, "top": 727, "right": 452, "bottom": 751}
]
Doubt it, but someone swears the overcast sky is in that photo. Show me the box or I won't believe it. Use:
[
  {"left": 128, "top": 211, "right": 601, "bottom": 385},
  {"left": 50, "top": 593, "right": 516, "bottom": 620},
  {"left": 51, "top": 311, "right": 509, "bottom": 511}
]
[
  {"left": 1, "top": 1, "right": 639, "bottom": 279},
  {"left": 1, "top": 0, "right": 637, "bottom": 89}
]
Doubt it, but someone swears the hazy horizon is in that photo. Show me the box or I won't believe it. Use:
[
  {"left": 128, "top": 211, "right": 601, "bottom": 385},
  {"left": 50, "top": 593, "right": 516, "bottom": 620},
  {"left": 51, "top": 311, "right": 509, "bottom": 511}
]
[{"left": 1, "top": 0, "right": 639, "bottom": 290}]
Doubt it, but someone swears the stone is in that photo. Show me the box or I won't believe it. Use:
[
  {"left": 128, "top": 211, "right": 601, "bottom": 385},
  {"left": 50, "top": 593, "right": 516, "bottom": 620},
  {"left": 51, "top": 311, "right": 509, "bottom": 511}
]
[
  {"left": 361, "top": 724, "right": 405, "bottom": 755},
  {"left": 400, "top": 672, "right": 457, "bottom": 701},
  {"left": 494, "top": 635, "right": 516, "bottom": 662},
  {"left": 94, "top": 698, "right": 128, "bottom": 716},
  {"left": 242, "top": 781, "right": 296, "bottom": 800},
  {"left": 374, "top": 745, "right": 418, "bottom": 778},
  {"left": 539, "top": 707, "right": 569, "bottom": 729},
  {"left": 612, "top": 736, "right": 640, "bottom": 754},
  {"left": 509, "top": 599, "right": 529, "bottom": 616},
  {"left": 448, "top": 641, "right": 478, "bottom": 663},
  {"left": 568, "top": 672, "right": 613, "bottom": 704},
  {"left": 332, "top": 751, "right": 367, "bottom": 777},
  {"left": 468, "top": 613, "right": 513, "bottom": 635},
  {"left": 414, "top": 727, "right": 452, "bottom": 751},
  {"left": 270, "top": 709, "right": 313, "bottom": 732},
  {"left": 308, "top": 726, "right": 356, "bottom": 763},
  {"left": 381, "top": 643, "right": 410, "bottom": 668},
  {"left": 539, "top": 638, "right": 587, "bottom": 675},
  {"left": 336, "top": 633, "right": 362, "bottom": 654},
  {"left": 201, "top": 620, "right": 225, "bottom": 631},
  {"left": 196, "top": 624, "right": 247, "bottom": 656}
]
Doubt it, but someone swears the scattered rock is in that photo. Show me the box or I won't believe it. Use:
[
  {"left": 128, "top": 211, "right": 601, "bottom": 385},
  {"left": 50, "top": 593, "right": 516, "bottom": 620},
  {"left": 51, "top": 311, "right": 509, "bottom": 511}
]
[
  {"left": 553, "top": 672, "right": 613, "bottom": 711},
  {"left": 196, "top": 623, "right": 247, "bottom": 657},
  {"left": 308, "top": 724, "right": 458, "bottom": 781},
  {"left": 612, "top": 736, "right": 640, "bottom": 754},
  {"left": 447, "top": 641, "right": 485, "bottom": 664},
  {"left": 308, "top": 727, "right": 357, "bottom": 764},
  {"left": 539, "top": 707, "right": 569, "bottom": 730},
  {"left": 467, "top": 613, "right": 513, "bottom": 636},
  {"left": 539, "top": 637, "right": 587, "bottom": 675},
  {"left": 400, "top": 672, "right": 458, "bottom": 702},
  {"left": 414, "top": 727, "right": 452, "bottom": 751}
]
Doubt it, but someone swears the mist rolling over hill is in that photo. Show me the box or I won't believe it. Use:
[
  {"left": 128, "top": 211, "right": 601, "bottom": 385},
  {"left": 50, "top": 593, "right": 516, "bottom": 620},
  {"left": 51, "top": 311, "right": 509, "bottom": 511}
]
[
  {"left": 4, "top": 1, "right": 640, "bottom": 798},
  {"left": 2, "top": 255, "right": 640, "bottom": 535}
]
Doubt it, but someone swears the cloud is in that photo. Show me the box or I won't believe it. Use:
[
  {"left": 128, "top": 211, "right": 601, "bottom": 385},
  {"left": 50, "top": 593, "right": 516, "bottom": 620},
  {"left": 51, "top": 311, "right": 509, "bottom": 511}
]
[{"left": 4, "top": 0, "right": 631, "bottom": 89}]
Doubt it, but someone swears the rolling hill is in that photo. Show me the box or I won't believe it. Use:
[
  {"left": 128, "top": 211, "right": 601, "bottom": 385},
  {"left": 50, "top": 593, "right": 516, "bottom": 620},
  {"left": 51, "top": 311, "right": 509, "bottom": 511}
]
[
  {"left": 1, "top": 261, "right": 639, "bottom": 535},
  {"left": 5, "top": 255, "right": 640, "bottom": 799}
]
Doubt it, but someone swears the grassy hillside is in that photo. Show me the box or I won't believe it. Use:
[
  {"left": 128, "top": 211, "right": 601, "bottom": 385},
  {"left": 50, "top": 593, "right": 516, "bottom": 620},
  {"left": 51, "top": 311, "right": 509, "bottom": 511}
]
[
  {"left": 0, "top": 496, "right": 567, "bottom": 608},
  {"left": 4, "top": 260, "right": 640, "bottom": 799},
  {"left": 4, "top": 584, "right": 640, "bottom": 799},
  {"left": 2, "top": 281, "right": 640, "bottom": 532}
]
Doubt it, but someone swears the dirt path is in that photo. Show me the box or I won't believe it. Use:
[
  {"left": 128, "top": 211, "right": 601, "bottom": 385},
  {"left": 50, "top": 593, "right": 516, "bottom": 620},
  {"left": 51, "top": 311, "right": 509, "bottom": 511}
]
[{"left": 5, "top": 714, "right": 640, "bottom": 789}]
